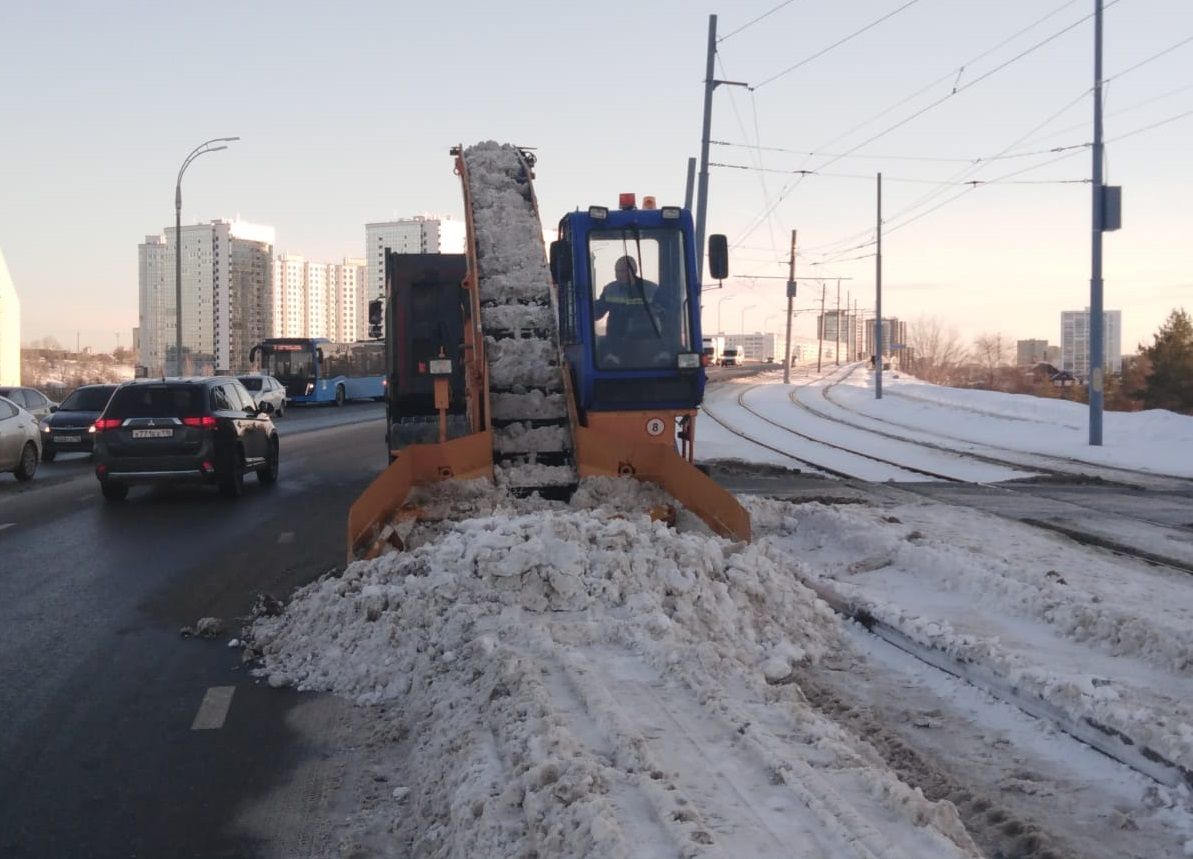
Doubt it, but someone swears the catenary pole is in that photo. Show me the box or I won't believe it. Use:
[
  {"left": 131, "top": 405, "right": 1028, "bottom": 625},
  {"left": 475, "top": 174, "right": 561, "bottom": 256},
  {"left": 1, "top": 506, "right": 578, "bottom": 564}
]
[
  {"left": 695, "top": 15, "right": 718, "bottom": 286},
  {"left": 875, "top": 172, "right": 883, "bottom": 399},
  {"left": 817, "top": 283, "right": 826, "bottom": 372},
  {"left": 834, "top": 279, "right": 841, "bottom": 365},
  {"left": 783, "top": 230, "right": 796, "bottom": 383},
  {"left": 684, "top": 157, "right": 697, "bottom": 210},
  {"left": 694, "top": 15, "right": 748, "bottom": 286},
  {"left": 1088, "top": 0, "right": 1105, "bottom": 445}
]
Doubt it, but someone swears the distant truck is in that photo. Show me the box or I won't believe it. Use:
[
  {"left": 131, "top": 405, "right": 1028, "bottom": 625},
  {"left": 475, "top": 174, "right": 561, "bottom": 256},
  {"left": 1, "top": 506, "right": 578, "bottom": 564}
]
[
  {"left": 702, "top": 335, "right": 725, "bottom": 366},
  {"left": 721, "top": 346, "right": 742, "bottom": 367}
]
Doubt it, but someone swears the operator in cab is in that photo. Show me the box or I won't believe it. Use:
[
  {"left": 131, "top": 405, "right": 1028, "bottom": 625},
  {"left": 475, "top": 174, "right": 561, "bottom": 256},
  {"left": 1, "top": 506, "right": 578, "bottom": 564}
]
[{"left": 593, "top": 255, "right": 675, "bottom": 367}]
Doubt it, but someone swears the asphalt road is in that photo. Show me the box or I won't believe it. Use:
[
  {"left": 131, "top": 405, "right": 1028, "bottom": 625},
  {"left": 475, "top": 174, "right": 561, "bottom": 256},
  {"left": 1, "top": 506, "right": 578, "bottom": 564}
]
[{"left": 0, "top": 402, "right": 387, "bottom": 859}]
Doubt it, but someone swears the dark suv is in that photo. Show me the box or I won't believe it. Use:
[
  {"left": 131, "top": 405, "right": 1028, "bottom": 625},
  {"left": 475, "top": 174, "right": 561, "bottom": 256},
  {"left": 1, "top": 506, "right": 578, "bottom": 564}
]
[{"left": 92, "top": 378, "right": 279, "bottom": 502}]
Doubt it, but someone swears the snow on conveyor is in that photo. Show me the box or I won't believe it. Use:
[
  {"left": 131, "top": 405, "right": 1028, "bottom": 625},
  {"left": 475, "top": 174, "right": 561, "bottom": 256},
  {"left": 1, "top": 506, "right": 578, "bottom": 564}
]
[{"left": 249, "top": 478, "right": 981, "bottom": 859}]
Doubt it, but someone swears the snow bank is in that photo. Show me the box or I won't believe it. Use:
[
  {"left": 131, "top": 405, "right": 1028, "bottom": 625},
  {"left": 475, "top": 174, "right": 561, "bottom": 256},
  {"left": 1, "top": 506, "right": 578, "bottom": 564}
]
[{"left": 250, "top": 479, "right": 979, "bottom": 857}]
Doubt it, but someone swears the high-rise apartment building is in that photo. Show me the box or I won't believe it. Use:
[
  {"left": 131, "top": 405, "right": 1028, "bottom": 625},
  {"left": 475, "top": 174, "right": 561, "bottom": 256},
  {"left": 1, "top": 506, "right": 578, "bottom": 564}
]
[
  {"left": 363, "top": 215, "right": 465, "bottom": 313},
  {"left": 1060, "top": 308, "right": 1122, "bottom": 376},
  {"left": 272, "top": 255, "right": 367, "bottom": 342},
  {"left": 862, "top": 318, "right": 908, "bottom": 360},
  {"left": 139, "top": 220, "right": 274, "bottom": 375},
  {"left": 1016, "top": 339, "right": 1050, "bottom": 366},
  {"left": 0, "top": 247, "right": 19, "bottom": 385}
]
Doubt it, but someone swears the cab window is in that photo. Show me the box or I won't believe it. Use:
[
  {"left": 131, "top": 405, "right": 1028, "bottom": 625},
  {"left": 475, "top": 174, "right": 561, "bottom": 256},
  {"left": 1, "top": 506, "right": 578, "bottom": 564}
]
[{"left": 588, "top": 228, "right": 690, "bottom": 370}]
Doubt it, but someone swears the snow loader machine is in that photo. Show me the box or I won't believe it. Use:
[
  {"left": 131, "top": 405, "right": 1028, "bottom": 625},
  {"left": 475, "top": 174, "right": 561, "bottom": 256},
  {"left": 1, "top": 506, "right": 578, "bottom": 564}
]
[{"left": 347, "top": 142, "right": 750, "bottom": 562}]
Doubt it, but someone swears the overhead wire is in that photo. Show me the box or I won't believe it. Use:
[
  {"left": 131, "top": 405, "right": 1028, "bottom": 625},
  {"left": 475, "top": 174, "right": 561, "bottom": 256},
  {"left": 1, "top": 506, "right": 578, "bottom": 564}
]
[
  {"left": 710, "top": 161, "right": 1089, "bottom": 184},
  {"left": 718, "top": 0, "right": 803, "bottom": 43},
  {"left": 802, "top": 31, "right": 1191, "bottom": 259},
  {"left": 710, "top": 139, "right": 1085, "bottom": 163},
  {"left": 731, "top": 0, "right": 1119, "bottom": 248},
  {"left": 751, "top": 0, "right": 923, "bottom": 90}
]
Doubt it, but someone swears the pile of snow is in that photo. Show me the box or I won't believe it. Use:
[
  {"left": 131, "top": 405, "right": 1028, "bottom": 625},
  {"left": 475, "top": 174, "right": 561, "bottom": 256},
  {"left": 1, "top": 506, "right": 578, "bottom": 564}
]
[{"left": 250, "top": 478, "right": 980, "bottom": 857}]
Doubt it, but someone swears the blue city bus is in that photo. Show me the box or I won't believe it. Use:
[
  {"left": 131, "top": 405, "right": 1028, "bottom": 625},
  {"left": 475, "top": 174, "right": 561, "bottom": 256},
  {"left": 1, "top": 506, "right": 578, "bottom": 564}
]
[{"left": 251, "top": 337, "right": 386, "bottom": 406}]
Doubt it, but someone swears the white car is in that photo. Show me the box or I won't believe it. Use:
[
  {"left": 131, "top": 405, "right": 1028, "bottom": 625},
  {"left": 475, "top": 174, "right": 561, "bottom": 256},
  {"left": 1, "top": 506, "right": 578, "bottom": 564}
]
[
  {"left": 237, "top": 375, "right": 287, "bottom": 417},
  {"left": 0, "top": 395, "right": 41, "bottom": 481}
]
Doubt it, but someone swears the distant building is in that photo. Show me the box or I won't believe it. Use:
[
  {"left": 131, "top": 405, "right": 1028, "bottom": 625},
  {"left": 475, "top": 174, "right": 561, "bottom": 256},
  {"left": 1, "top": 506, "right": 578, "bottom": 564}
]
[
  {"left": 862, "top": 318, "right": 908, "bottom": 361},
  {"left": 1060, "top": 308, "right": 1122, "bottom": 376},
  {"left": 139, "top": 219, "right": 275, "bottom": 376},
  {"left": 0, "top": 247, "right": 19, "bottom": 385},
  {"left": 722, "top": 332, "right": 785, "bottom": 362},
  {"left": 273, "top": 255, "right": 367, "bottom": 342},
  {"left": 1046, "top": 344, "right": 1061, "bottom": 364},
  {"left": 818, "top": 311, "right": 868, "bottom": 362},
  {"left": 1016, "top": 339, "right": 1050, "bottom": 366}
]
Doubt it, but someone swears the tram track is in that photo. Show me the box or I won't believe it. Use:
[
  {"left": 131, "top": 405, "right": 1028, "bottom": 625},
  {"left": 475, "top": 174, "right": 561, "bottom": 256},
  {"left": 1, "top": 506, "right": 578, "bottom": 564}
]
[{"left": 745, "top": 368, "right": 1193, "bottom": 576}]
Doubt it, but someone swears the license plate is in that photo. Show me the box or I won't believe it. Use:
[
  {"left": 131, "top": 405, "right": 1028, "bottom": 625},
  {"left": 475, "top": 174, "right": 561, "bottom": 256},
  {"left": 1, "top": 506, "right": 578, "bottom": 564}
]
[
  {"left": 55, "top": 434, "right": 82, "bottom": 443},
  {"left": 132, "top": 428, "right": 174, "bottom": 439}
]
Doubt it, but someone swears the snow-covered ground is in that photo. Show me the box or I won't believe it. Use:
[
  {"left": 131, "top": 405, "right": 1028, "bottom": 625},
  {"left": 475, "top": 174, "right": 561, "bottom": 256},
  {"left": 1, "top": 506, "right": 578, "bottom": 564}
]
[
  {"left": 706, "top": 362, "right": 1193, "bottom": 481},
  {"left": 245, "top": 369, "right": 1193, "bottom": 857}
]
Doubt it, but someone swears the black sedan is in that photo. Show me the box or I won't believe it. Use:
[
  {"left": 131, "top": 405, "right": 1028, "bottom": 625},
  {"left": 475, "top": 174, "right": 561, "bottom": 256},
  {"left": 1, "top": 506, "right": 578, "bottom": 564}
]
[{"left": 39, "top": 384, "right": 117, "bottom": 462}]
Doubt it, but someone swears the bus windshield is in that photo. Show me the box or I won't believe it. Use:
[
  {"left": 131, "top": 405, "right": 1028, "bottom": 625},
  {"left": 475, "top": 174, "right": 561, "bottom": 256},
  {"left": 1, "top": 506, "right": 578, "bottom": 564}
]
[{"left": 262, "top": 347, "right": 315, "bottom": 380}]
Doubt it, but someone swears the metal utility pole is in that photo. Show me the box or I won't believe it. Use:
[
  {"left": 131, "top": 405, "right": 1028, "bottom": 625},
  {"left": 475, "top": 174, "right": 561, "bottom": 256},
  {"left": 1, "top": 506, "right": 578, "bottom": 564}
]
[
  {"left": 816, "top": 283, "right": 826, "bottom": 372},
  {"left": 1089, "top": 0, "right": 1105, "bottom": 445},
  {"left": 684, "top": 157, "right": 697, "bottom": 210},
  {"left": 834, "top": 279, "right": 842, "bottom": 366},
  {"left": 783, "top": 230, "right": 797, "bottom": 383},
  {"left": 875, "top": 172, "right": 884, "bottom": 400},
  {"left": 695, "top": 14, "right": 748, "bottom": 285},
  {"left": 175, "top": 136, "right": 238, "bottom": 376}
]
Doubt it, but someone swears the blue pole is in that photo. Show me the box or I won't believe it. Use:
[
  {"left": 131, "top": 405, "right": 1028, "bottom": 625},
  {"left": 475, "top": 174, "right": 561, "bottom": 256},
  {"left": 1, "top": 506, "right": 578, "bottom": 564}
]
[{"left": 1089, "top": 0, "right": 1104, "bottom": 445}]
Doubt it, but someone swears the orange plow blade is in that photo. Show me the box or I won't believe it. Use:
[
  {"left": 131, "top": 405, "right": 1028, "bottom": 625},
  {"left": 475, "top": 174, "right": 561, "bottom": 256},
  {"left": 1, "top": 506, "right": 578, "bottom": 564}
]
[
  {"left": 347, "top": 431, "right": 493, "bottom": 563},
  {"left": 573, "top": 425, "right": 751, "bottom": 543}
]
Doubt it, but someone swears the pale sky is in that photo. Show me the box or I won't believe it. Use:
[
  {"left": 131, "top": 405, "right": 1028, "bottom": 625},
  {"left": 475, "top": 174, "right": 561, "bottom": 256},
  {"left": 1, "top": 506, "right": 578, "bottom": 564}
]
[{"left": 1, "top": 0, "right": 1188, "bottom": 354}]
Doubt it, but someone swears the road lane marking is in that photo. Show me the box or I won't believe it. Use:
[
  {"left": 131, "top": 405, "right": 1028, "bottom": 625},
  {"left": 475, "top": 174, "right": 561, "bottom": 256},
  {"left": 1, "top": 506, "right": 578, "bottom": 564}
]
[
  {"left": 277, "top": 531, "right": 294, "bottom": 544},
  {"left": 0, "top": 523, "right": 14, "bottom": 532},
  {"left": 191, "top": 686, "right": 236, "bottom": 730}
]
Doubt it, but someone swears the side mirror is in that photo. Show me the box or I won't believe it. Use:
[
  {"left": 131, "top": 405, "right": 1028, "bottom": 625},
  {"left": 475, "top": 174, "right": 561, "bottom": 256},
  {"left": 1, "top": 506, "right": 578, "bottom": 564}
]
[
  {"left": 316, "top": 348, "right": 324, "bottom": 363},
  {"left": 259, "top": 401, "right": 274, "bottom": 415},
  {"left": 249, "top": 345, "right": 260, "bottom": 363},
  {"left": 708, "top": 234, "right": 729, "bottom": 281},
  {"left": 49, "top": 405, "right": 58, "bottom": 413},
  {"left": 549, "top": 240, "right": 572, "bottom": 284}
]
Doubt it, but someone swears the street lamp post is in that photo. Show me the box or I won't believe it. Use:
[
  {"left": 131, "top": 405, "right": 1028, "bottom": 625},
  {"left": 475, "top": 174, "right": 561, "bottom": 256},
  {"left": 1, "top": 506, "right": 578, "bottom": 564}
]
[
  {"left": 740, "top": 304, "right": 756, "bottom": 334},
  {"left": 174, "top": 137, "right": 238, "bottom": 376},
  {"left": 715, "top": 295, "right": 734, "bottom": 334}
]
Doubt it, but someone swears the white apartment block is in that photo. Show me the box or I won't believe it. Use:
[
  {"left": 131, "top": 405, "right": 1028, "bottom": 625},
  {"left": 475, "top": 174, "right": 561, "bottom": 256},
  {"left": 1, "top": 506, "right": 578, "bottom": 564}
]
[
  {"left": 723, "top": 332, "right": 786, "bottom": 362},
  {"left": 139, "top": 220, "right": 275, "bottom": 375},
  {"left": 1061, "top": 308, "right": 1122, "bottom": 376},
  {"left": 0, "top": 246, "right": 19, "bottom": 385},
  {"left": 272, "top": 255, "right": 367, "bottom": 342},
  {"left": 364, "top": 215, "right": 465, "bottom": 315}
]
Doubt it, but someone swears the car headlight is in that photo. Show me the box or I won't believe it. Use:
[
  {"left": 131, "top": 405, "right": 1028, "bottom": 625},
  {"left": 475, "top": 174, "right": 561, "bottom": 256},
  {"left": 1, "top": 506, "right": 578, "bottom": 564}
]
[
  {"left": 305, "top": 382, "right": 314, "bottom": 395},
  {"left": 41, "top": 423, "right": 51, "bottom": 433}
]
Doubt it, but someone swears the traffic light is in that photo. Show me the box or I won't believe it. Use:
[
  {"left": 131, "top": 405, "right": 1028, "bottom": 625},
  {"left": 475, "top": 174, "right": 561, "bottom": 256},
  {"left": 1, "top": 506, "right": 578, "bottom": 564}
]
[{"left": 368, "top": 299, "right": 384, "bottom": 339}]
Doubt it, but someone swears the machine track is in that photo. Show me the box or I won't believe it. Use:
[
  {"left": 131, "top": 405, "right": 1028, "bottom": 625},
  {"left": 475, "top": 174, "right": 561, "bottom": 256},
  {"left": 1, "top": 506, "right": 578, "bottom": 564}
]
[{"left": 461, "top": 142, "right": 578, "bottom": 497}]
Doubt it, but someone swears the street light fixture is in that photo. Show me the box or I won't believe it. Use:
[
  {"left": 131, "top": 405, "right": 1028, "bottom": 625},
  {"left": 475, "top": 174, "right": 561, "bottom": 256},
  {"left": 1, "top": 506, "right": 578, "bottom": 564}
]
[{"left": 174, "top": 136, "right": 239, "bottom": 376}]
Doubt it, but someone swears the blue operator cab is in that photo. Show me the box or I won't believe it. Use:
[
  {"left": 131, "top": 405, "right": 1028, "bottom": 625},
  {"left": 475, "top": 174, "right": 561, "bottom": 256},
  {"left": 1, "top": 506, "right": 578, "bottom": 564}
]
[{"left": 549, "top": 194, "right": 728, "bottom": 420}]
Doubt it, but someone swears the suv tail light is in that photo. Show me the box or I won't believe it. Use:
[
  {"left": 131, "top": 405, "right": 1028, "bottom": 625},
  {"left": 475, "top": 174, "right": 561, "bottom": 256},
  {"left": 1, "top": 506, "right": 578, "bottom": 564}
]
[
  {"left": 182, "top": 416, "right": 218, "bottom": 429},
  {"left": 92, "top": 418, "right": 122, "bottom": 432}
]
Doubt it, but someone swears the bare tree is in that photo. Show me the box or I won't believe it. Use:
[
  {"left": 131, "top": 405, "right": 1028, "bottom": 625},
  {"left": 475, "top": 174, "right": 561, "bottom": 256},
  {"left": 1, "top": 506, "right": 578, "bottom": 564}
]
[
  {"left": 906, "top": 317, "right": 968, "bottom": 384},
  {"left": 972, "top": 332, "right": 1011, "bottom": 384}
]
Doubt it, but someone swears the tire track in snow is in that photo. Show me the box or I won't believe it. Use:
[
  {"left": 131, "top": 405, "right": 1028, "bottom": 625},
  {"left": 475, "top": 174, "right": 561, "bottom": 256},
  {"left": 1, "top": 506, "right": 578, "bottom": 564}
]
[{"left": 535, "top": 636, "right": 932, "bottom": 859}]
